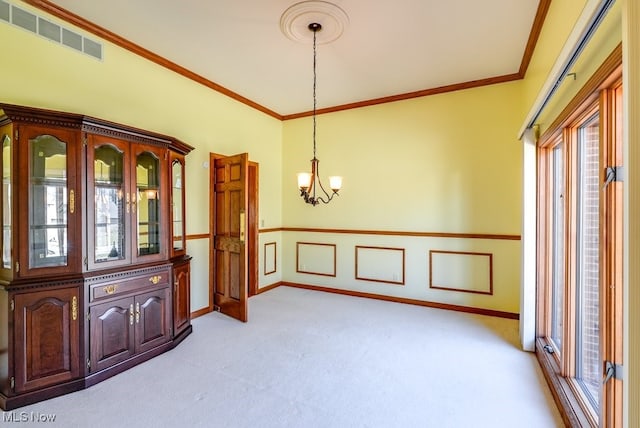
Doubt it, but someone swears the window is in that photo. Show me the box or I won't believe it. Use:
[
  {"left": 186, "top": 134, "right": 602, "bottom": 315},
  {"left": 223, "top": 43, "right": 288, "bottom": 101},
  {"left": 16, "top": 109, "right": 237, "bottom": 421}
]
[{"left": 537, "top": 59, "right": 622, "bottom": 427}]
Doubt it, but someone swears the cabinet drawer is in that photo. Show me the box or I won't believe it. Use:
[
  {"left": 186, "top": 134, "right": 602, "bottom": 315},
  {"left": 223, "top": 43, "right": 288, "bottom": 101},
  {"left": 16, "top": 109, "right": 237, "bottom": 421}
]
[{"left": 89, "top": 267, "right": 170, "bottom": 302}]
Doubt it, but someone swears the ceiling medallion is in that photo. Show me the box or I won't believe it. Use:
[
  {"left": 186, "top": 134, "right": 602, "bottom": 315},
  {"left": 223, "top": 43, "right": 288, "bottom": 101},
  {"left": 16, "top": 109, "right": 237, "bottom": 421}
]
[{"left": 280, "top": 1, "right": 349, "bottom": 45}]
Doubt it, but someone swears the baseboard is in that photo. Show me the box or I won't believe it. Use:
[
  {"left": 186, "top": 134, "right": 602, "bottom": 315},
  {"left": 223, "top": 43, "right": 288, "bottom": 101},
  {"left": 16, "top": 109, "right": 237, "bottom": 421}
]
[
  {"left": 256, "top": 282, "right": 281, "bottom": 294},
  {"left": 190, "top": 307, "right": 211, "bottom": 319},
  {"left": 280, "top": 282, "right": 519, "bottom": 320}
]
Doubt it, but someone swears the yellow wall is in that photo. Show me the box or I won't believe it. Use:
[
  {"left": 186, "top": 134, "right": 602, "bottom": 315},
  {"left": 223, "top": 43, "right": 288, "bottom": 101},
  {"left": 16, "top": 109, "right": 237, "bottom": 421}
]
[
  {"left": 283, "top": 82, "right": 523, "bottom": 233},
  {"left": 0, "top": 3, "right": 283, "bottom": 312},
  {"left": 521, "top": 0, "right": 588, "bottom": 112},
  {"left": 1, "top": 0, "right": 527, "bottom": 315},
  {"left": 282, "top": 81, "right": 525, "bottom": 313},
  {"left": 522, "top": 0, "right": 622, "bottom": 135}
]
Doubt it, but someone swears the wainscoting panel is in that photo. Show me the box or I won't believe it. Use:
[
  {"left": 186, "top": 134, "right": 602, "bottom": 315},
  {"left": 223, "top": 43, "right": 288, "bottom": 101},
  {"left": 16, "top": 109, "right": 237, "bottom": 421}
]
[
  {"left": 429, "top": 250, "right": 493, "bottom": 295},
  {"left": 355, "top": 246, "right": 405, "bottom": 285},
  {"left": 264, "top": 242, "right": 277, "bottom": 275},
  {"left": 280, "top": 229, "right": 520, "bottom": 315},
  {"left": 296, "top": 242, "right": 337, "bottom": 277},
  {"left": 259, "top": 231, "right": 282, "bottom": 291}
]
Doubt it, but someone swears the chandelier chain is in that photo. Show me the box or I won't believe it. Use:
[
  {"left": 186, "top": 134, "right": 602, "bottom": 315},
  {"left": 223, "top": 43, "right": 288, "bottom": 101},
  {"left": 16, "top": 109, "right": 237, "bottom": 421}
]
[{"left": 312, "top": 25, "right": 318, "bottom": 160}]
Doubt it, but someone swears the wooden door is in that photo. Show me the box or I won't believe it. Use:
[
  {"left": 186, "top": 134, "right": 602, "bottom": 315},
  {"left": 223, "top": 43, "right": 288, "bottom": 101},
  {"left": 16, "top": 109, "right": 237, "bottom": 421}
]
[
  {"left": 212, "top": 153, "right": 248, "bottom": 322},
  {"left": 14, "top": 287, "right": 80, "bottom": 392}
]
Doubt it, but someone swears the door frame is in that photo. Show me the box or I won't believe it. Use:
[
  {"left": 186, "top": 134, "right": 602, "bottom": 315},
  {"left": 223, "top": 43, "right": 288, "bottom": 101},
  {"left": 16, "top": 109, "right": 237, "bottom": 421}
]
[{"left": 208, "top": 153, "right": 259, "bottom": 314}]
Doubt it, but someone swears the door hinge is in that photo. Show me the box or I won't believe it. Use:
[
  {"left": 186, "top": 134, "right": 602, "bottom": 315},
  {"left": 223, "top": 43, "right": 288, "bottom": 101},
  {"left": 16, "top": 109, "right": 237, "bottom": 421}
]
[
  {"left": 604, "top": 361, "right": 623, "bottom": 384},
  {"left": 83, "top": 256, "right": 88, "bottom": 269},
  {"left": 14, "top": 129, "right": 18, "bottom": 141},
  {"left": 83, "top": 133, "right": 88, "bottom": 147},
  {"left": 87, "top": 359, "right": 91, "bottom": 369},
  {"left": 603, "top": 166, "right": 623, "bottom": 189},
  {"left": 10, "top": 376, "right": 15, "bottom": 390},
  {"left": 10, "top": 299, "right": 14, "bottom": 311},
  {"left": 15, "top": 261, "right": 19, "bottom": 273}
]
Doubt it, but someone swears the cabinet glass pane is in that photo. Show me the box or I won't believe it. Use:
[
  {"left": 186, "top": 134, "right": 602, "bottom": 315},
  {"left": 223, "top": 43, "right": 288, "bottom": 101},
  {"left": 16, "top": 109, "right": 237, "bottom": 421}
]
[
  {"left": 137, "top": 152, "right": 160, "bottom": 256},
  {"left": 95, "top": 145, "right": 125, "bottom": 262},
  {"left": 172, "top": 160, "right": 183, "bottom": 251},
  {"left": 2, "top": 134, "right": 11, "bottom": 269},
  {"left": 29, "top": 135, "right": 68, "bottom": 268}
]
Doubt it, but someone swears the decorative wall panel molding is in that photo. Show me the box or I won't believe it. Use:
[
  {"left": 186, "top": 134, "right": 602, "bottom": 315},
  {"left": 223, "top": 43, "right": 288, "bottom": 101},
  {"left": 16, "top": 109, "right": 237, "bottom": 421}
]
[
  {"left": 429, "top": 250, "right": 493, "bottom": 295},
  {"left": 355, "top": 246, "right": 405, "bottom": 285},
  {"left": 296, "top": 242, "right": 336, "bottom": 277},
  {"left": 264, "top": 242, "right": 277, "bottom": 275}
]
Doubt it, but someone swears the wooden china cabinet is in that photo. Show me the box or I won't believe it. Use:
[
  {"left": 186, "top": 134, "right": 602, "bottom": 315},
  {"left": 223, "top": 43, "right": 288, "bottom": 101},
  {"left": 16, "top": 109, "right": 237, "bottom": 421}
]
[{"left": 0, "top": 104, "right": 193, "bottom": 410}]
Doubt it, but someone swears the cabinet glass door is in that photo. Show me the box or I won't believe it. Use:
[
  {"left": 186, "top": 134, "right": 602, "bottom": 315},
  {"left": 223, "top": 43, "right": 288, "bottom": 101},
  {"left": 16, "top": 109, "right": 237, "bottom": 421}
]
[
  {"left": 136, "top": 151, "right": 160, "bottom": 256},
  {"left": 29, "top": 135, "right": 68, "bottom": 268},
  {"left": 171, "top": 158, "right": 184, "bottom": 253},
  {"left": 2, "top": 132, "right": 11, "bottom": 270},
  {"left": 94, "top": 145, "right": 126, "bottom": 263}
]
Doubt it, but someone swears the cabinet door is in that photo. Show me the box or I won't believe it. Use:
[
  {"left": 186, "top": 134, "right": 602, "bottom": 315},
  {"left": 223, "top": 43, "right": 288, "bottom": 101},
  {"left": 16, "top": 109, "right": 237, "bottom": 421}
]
[
  {"left": 14, "top": 287, "right": 80, "bottom": 392},
  {"left": 135, "top": 288, "right": 170, "bottom": 354},
  {"left": 86, "top": 135, "right": 131, "bottom": 270},
  {"left": 17, "top": 125, "right": 80, "bottom": 277},
  {"left": 132, "top": 144, "right": 168, "bottom": 264},
  {"left": 169, "top": 152, "right": 186, "bottom": 257},
  {"left": 173, "top": 261, "right": 190, "bottom": 337},
  {"left": 2, "top": 127, "right": 13, "bottom": 274},
  {"left": 89, "top": 297, "right": 135, "bottom": 372}
]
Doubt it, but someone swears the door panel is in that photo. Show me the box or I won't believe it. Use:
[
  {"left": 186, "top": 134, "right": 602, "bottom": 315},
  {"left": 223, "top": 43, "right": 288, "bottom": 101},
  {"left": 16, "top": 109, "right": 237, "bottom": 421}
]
[
  {"left": 212, "top": 153, "right": 248, "bottom": 322},
  {"left": 135, "top": 289, "right": 170, "bottom": 353},
  {"left": 90, "top": 298, "right": 135, "bottom": 372},
  {"left": 14, "top": 288, "right": 80, "bottom": 392}
]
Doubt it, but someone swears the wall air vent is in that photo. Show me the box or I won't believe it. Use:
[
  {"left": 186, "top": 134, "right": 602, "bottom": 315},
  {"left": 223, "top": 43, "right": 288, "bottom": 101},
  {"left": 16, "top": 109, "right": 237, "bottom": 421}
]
[{"left": 0, "top": 0, "right": 103, "bottom": 60}]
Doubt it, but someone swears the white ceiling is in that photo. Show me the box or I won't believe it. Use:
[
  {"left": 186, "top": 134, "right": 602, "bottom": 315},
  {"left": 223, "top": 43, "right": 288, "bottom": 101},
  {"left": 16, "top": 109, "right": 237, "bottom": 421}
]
[{"left": 46, "top": 0, "right": 542, "bottom": 117}]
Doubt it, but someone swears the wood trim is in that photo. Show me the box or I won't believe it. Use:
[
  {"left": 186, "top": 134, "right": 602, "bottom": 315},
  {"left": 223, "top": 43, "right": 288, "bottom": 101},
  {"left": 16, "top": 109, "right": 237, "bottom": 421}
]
[
  {"left": 256, "top": 282, "right": 281, "bottom": 295},
  {"left": 282, "top": 73, "right": 522, "bottom": 120},
  {"left": 539, "top": 44, "right": 622, "bottom": 144},
  {"left": 518, "top": 0, "right": 552, "bottom": 77},
  {"left": 295, "top": 242, "right": 337, "bottom": 277},
  {"left": 281, "top": 282, "right": 519, "bottom": 320},
  {"left": 258, "top": 228, "right": 281, "bottom": 234},
  {"left": 600, "top": 82, "right": 624, "bottom": 427},
  {"left": 248, "top": 161, "right": 259, "bottom": 297},
  {"left": 23, "top": 0, "right": 283, "bottom": 121},
  {"left": 354, "top": 246, "right": 405, "bottom": 285},
  {"left": 263, "top": 242, "right": 277, "bottom": 276},
  {"left": 208, "top": 152, "right": 226, "bottom": 314},
  {"left": 428, "top": 250, "right": 493, "bottom": 295},
  {"left": 186, "top": 233, "right": 209, "bottom": 240},
  {"left": 190, "top": 306, "right": 211, "bottom": 319},
  {"left": 24, "top": 1, "right": 553, "bottom": 120},
  {"left": 536, "top": 338, "right": 592, "bottom": 428},
  {"left": 278, "top": 227, "right": 520, "bottom": 240}
]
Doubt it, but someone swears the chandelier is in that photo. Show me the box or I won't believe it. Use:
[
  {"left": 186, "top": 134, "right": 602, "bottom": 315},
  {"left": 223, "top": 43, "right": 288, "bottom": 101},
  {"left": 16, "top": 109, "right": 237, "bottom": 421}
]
[{"left": 296, "top": 22, "right": 342, "bottom": 206}]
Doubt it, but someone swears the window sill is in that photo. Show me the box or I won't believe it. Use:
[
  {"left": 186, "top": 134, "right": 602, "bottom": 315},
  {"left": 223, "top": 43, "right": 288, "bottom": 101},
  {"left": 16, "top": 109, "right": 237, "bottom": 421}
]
[{"left": 536, "top": 338, "right": 597, "bottom": 427}]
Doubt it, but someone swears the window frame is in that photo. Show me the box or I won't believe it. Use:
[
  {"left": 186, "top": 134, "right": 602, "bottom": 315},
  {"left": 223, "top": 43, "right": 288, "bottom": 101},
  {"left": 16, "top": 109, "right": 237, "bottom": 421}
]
[{"left": 535, "top": 46, "right": 622, "bottom": 428}]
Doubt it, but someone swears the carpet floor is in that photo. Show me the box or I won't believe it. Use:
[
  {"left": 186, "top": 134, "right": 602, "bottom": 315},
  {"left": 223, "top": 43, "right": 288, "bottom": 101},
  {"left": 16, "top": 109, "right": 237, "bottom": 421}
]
[{"left": 6, "top": 286, "right": 563, "bottom": 427}]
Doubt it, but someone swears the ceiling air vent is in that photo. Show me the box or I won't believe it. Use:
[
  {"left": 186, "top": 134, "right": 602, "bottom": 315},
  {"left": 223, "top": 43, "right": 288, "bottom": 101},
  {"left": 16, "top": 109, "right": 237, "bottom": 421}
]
[
  {"left": 0, "top": 1, "right": 10, "bottom": 23},
  {"left": 0, "top": 0, "right": 103, "bottom": 61}
]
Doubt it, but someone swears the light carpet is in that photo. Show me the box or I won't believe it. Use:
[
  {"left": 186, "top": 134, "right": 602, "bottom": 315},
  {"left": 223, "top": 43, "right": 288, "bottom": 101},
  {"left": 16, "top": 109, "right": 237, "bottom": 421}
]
[{"left": 4, "top": 286, "right": 563, "bottom": 427}]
